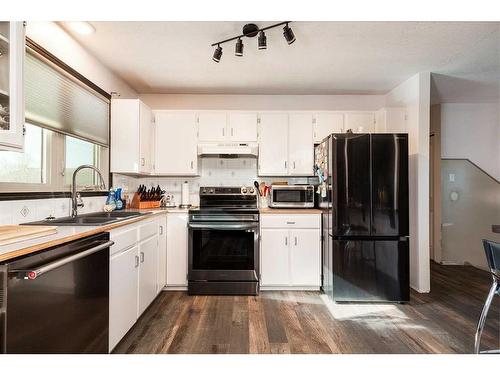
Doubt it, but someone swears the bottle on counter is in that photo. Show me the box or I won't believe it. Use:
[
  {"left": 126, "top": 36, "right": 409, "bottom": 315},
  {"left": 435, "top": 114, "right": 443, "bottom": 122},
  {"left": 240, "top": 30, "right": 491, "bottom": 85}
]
[
  {"left": 115, "top": 188, "right": 124, "bottom": 210},
  {"left": 104, "top": 188, "right": 117, "bottom": 212}
]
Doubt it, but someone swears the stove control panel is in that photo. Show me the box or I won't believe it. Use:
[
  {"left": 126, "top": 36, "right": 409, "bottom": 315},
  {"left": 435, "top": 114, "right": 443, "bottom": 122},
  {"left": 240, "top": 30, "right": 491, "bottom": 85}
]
[{"left": 200, "top": 186, "right": 256, "bottom": 195}]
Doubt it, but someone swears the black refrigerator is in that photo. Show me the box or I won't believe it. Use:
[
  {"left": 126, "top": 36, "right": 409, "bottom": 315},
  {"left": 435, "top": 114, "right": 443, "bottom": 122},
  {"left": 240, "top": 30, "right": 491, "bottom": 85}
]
[{"left": 315, "top": 133, "right": 409, "bottom": 302}]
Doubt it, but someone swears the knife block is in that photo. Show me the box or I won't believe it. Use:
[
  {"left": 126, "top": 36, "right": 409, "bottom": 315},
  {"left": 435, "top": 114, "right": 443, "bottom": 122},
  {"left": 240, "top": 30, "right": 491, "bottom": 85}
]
[{"left": 130, "top": 193, "right": 161, "bottom": 209}]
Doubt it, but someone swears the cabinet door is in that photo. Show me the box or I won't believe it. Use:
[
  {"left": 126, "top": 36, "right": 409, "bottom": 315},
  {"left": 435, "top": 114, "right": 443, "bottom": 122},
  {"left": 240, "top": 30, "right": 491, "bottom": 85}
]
[
  {"left": 290, "top": 229, "right": 321, "bottom": 286},
  {"left": 314, "top": 112, "right": 344, "bottom": 143},
  {"left": 155, "top": 112, "right": 198, "bottom": 175},
  {"left": 289, "top": 113, "right": 314, "bottom": 176},
  {"left": 111, "top": 99, "right": 140, "bottom": 173},
  {"left": 166, "top": 213, "right": 189, "bottom": 286},
  {"left": 139, "top": 101, "right": 153, "bottom": 174},
  {"left": 261, "top": 228, "right": 290, "bottom": 286},
  {"left": 138, "top": 235, "right": 158, "bottom": 316},
  {"left": 109, "top": 245, "right": 139, "bottom": 351},
  {"left": 198, "top": 112, "right": 227, "bottom": 142},
  {"left": 228, "top": 112, "right": 258, "bottom": 142},
  {"left": 258, "top": 113, "right": 288, "bottom": 176},
  {"left": 344, "top": 112, "right": 375, "bottom": 133},
  {"left": 0, "top": 22, "right": 25, "bottom": 151},
  {"left": 157, "top": 217, "right": 167, "bottom": 293}
]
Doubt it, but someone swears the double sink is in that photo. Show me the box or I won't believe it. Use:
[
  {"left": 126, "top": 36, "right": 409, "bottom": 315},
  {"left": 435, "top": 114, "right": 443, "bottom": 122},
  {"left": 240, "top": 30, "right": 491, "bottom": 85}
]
[{"left": 25, "top": 211, "right": 152, "bottom": 227}]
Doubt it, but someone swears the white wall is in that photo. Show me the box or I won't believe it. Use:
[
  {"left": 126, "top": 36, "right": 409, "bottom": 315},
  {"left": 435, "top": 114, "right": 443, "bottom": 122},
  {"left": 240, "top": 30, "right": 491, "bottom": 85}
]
[
  {"left": 27, "top": 22, "right": 137, "bottom": 99},
  {"left": 385, "top": 72, "right": 431, "bottom": 293},
  {"left": 441, "top": 103, "right": 500, "bottom": 180},
  {"left": 139, "top": 94, "right": 385, "bottom": 111}
]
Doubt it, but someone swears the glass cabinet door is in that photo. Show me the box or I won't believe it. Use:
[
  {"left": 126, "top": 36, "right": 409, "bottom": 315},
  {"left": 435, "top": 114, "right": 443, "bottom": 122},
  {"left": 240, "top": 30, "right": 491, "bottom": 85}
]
[{"left": 0, "top": 21, "right": 25, "bottom": 151}]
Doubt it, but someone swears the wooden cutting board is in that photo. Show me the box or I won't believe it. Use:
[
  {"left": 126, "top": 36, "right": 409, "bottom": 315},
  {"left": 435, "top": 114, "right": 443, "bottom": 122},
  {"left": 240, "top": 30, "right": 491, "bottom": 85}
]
[{"left": 0, "top": 225, "right": 58, "bottom": 246}]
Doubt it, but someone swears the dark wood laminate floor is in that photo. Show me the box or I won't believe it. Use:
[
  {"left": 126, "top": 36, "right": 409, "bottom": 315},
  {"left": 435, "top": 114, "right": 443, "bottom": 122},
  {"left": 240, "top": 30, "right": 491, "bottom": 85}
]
[{"left": 113, "top": 262, "right": 499, "bottom": 354}]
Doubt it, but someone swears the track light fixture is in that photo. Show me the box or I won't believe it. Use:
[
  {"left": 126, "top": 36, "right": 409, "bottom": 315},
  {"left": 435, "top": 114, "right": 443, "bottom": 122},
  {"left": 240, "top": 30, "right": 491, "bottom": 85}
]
[
  {"left": 283, "top": 23, "right": 296, "bottom": 45},
  {"left": 235, "top": 38, "right": 244, "bottom": 56},
  {"left": 211, "top": 21, "right": 295, "bottom": 62},
  {"left": 258, "top": 30, "right": 267, "bottom": 50},
  {"left": 212, "top": 45, "right": 223, "bottom": 62}
]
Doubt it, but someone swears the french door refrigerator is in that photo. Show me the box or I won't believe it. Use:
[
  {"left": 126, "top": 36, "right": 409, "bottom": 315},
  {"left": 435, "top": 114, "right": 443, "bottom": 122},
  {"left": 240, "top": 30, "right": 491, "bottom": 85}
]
[{"left": 316, "top": 133, "right": 409, "bottom": 302}]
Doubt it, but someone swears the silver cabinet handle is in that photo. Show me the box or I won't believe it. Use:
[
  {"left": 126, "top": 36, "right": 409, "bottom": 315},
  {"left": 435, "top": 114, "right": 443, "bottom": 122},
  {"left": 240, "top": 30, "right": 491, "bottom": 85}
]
[
  {"left": 285, "top": 236, "right": 288, "bottom": 246},
  {"left": 222, "top": 127, "right": 225, "bottom": 137},
  {"left": 286, "top": 221, "right": 296, "bottom": 225},
  {"left": 293, "top": 161, "right": 296, "bottom": 169},
  {"left": 231, "top": 128, "right": 234, "bottom": 137},
  {"left": 15, "top": 240, "right": 114, "bottom": 279},
  {"left": 140, "top": 252, "right": 145, "bottom": 263},
  {"left": 141, "top": 158, "right": 145, "bottom": 166},
  {"left": 284, "top": 161, "right": 287, "bottom": 169},
  {"left": 295, "top": 236, "right": 298, "bottom": 246},
  {"left": 135, "top": 255, "right": 140, "bottom": 268},
  {"left": 159, "top": 225, "right": 163, "bottom": 235},
  {"left": 190, "top": 161, "right": 194, "bottom": 169}
]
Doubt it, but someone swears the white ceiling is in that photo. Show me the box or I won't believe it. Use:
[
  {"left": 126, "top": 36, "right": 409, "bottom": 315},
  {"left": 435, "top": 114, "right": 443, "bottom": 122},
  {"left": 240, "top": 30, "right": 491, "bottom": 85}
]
[{"left": 62, "top": 21, "right": 499, "bottom": 99}]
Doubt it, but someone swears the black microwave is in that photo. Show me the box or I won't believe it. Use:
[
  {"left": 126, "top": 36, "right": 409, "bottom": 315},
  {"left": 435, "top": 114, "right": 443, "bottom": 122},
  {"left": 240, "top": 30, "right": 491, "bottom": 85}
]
[{"left": 269, "top": 185, "right": 315, "bottom": 208}]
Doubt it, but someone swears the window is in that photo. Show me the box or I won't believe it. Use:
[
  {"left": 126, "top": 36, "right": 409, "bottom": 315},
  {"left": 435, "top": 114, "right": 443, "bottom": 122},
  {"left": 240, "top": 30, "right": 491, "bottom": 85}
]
[
  {"left": 0, "top": 124, "right": 46, "bottom": 183},
  {"left": 64, "top": 135, "right": 102, "bottom": 187}
]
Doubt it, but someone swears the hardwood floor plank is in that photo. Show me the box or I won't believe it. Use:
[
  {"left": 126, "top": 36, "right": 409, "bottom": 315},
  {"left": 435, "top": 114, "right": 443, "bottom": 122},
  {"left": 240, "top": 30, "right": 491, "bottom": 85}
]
[{"left": 248, "top": 295, "right": 271, "bottom": 354}]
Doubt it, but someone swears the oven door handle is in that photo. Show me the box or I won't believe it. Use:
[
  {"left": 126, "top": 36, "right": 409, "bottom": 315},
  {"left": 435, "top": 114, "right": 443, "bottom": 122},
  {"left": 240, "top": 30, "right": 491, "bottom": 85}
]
[
  {"left": 11, "top": 240, "right": 114, "bottom": 280},
  {"left": 188, "top": 223, "right": 259, "bottom": 230}
]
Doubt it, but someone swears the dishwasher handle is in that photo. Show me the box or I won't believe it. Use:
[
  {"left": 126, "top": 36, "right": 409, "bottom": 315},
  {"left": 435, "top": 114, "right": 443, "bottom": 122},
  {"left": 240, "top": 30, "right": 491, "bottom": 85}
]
[{"left": 12, "top": 240, "right": 114, "bottom": 280}]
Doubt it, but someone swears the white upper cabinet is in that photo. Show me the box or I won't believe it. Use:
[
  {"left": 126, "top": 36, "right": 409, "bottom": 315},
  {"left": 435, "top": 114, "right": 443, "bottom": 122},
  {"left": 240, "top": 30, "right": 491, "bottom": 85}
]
[
  {"left": 154, "top": 112, "right": 198, "bottom": 175},
  {"left": 375, "top": 107, "right": 407, "bottom": 133},
  {"left": 313, "top": 112, "right": 344, "bottom": 143},
  {"left": 288, "top": 113, "right": 314, "bottom": 176},
  {"left": 344, "top": 111, "right": 376, "bottom": 133},
  {"left": 228, "top": 112, "right": 258, "bottom": 142},
  {"left": 197, "top": 112, "right": 227, "bottom": 142},
  {"left": 111, "top": 99, "right": 153, "bottom": 174},
  {"left": 0, "top": 22, "right": 25, "bottom": 151},
  {"left": 258, "top": 113, "right": 289, "bottom": 176}
]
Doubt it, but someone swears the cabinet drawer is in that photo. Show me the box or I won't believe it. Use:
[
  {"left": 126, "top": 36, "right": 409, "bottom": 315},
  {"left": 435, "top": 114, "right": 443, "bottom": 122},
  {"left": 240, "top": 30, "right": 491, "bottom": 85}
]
[
  {"left": 261, "top": 214, "right": 320, "bottom": 229},
  {"left": 139, "top": 220, "right": 158, "bottom": 241},
  {"left": 110, "top": 226, "right": 138, "bottom": 255}
]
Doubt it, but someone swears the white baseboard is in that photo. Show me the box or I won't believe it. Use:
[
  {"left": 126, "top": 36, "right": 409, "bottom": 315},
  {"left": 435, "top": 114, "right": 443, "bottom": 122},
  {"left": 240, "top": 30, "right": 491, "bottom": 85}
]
[
  {"left": 260, "top": 286, "right": 320, "bottom": 291},
  {"left": 163, "top": 286, "right": 188, "bottom": 291}
]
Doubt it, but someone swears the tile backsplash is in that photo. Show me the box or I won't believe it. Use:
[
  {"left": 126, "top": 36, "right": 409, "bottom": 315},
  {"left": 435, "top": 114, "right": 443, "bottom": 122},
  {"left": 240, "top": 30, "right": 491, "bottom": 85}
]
[{"left": 113, "top": 157, "right": 315, "bottom": 207}]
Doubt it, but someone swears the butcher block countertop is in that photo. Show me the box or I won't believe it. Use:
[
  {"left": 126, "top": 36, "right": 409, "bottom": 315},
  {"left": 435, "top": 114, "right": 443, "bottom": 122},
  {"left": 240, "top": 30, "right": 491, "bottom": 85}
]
[
  {"left": 0, "top": 208, "right": 189, "bottom": 263},
  {"left": 259, "top": 208, "right": 322, "bottom": 215}
]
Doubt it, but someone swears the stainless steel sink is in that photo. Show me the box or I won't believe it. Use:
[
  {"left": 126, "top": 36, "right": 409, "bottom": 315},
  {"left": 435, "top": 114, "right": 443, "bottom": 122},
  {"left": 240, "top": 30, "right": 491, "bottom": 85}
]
[{"left": 23, "top": 211, "right": 151, "bottom": 226}]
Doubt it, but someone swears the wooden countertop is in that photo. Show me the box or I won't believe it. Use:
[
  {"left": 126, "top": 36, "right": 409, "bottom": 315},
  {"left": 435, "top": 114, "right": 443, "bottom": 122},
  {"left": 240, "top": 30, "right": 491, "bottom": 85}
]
[
  {"left": 259, "top": 208, "right": 322, "bottom": 215},
  {"left": 0, "top": 208, "right": 190, "bottom": 263}
]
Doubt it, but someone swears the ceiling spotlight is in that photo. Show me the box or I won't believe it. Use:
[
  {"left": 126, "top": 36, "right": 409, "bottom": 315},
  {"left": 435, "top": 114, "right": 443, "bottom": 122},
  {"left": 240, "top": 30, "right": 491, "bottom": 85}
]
[
  {"left": 213, "top": 45, "right": 223, "bottom": 63},
  {"left": 283, "top": 23, "right": 296, "bottom": 45},
  {"left": 258, "top": 31, "right": 267, "bottom": 50},
  {"left": 235, "top": 38, "right": 244, "bottom": 56},
  {"left": 66, "top": 21, "right": 96, "bottom": 36}
]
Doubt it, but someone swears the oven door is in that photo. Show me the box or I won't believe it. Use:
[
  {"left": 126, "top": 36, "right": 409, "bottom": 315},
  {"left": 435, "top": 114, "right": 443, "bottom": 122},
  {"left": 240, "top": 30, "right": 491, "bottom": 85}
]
[{"left": 188, "top": 222, "right": 259, "bottom": 282}]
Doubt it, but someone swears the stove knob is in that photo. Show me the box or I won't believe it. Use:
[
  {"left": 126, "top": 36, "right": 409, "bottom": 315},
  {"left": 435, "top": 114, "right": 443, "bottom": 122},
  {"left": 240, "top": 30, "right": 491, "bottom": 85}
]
[
  {"left": 249, "top": 188, "right": 255, "bottom": 194},
  {"left": 201, "top": 188, "right": 207, "bottom": 194},
  {"left": 241, "top": 187, "right": 247, "bottom": 194},
  {"left": 209, "top": 188, "right": 215, "bottom": 194}
]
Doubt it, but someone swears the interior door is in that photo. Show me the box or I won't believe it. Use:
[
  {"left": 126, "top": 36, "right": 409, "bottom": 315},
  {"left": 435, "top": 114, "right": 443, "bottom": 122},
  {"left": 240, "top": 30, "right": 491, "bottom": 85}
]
[
  {"left": 261, "top": 228, "right": 290, "bottom": 286},
  {"left": 334, "top": 134, "right": 371, "bottom": 236},
  {"left": 198, "top": 112, "right": 227, "bottom": 142},
  {"left": 138, "top": 235, "right": 158, "bottom": 316},
  {"left": 289, "top": 113, "right": 314, "bottom": 176},
  {"left": 371, "top": 134, "right": 409, "bottom": 236},
  {"left": 332, "top": 239, "right": 409, "bottom": 302},
  {"left": 139, "top": 102, "right": 153, "bottom": 173},
  {"left": 290, "top": 229, "right": 320, "bottom": 286},
  {"left": 229, "top": 112, "right": 257, "bottom": 142},
  {"left": 258, "top": 113, "right": 288, "bottom": 176},
  {"left": 155, "top": 112, "right": 198, "bottom": 175},
  {"left": 314, "top": 112, "right": 344, "bottom": 143},
  {"left": 109, "top": 245, "right": 139, "bottom": 351}
]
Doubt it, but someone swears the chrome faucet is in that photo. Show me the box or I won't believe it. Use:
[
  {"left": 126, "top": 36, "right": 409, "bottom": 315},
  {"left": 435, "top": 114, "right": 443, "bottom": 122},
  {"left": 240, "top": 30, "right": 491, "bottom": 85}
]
[{"left": 71, "top": 165, "right": 107, "bottom": 218}]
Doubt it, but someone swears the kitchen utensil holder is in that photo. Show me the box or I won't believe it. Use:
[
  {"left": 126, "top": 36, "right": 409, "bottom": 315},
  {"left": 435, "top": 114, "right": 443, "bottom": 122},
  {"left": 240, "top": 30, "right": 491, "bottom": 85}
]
[{"left": 131, "top": 193, "right": 161, "bottom": 209}]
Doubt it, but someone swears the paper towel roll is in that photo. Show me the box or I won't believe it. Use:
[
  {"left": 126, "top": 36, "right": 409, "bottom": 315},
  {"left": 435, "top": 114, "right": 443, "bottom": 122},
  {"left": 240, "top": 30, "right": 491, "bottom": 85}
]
[{"left": 181, "top": 181, "right": 190, "bottom": 207}]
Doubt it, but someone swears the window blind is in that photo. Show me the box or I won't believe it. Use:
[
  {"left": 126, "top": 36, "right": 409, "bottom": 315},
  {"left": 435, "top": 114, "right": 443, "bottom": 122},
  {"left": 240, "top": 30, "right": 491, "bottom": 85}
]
[{"left": 25, "top": 50, "right": 110, "bottom": 147}]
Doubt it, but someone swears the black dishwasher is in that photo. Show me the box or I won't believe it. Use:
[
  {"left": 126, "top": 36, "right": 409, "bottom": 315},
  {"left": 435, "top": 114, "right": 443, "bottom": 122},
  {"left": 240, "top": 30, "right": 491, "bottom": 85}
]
[{"left": 0, "top": 232, "right": 112, "bottom": 354}]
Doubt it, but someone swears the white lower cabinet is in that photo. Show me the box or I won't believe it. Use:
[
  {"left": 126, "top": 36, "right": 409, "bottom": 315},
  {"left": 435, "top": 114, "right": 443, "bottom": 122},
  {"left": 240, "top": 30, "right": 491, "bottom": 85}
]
[
  {"left": 260, "top": 214, "right": 321, "bottom": 289},
  {"left": 166, "top": 212, "right": 189, "bottom": 287},
  {"left": 138, "top": 235, "right": 159, "bottom": 316},
  {"left": 108, "top": 216, "right": 165, "bottom": 352},
  {"left": 109, "top": 244, "right": 139, "bottom": 351},
  {"left": 157, "top": 217, "right": 167, "bottom": 292}
]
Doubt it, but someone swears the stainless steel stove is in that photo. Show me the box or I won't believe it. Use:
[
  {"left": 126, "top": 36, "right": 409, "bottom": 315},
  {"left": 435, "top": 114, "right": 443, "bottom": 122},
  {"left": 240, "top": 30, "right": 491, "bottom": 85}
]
[{"left": 188, "top": 186, "right": 259, "bottom": 295}]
